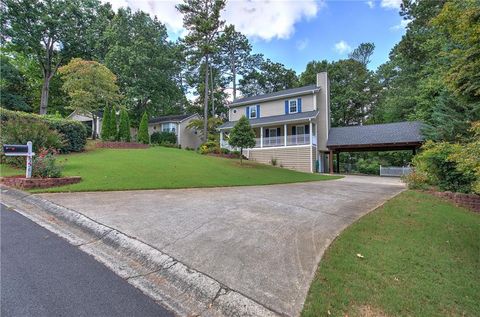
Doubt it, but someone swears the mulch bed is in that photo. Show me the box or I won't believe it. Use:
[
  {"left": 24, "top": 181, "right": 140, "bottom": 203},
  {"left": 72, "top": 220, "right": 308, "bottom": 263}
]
[
  {"left": 0, "top": 175, "right": 82, "bottom": 189},
  {"left": 429, "top": 190, "right": 480, "bottom": 213},
  {"left": 96, "top": 142, "right": 149, "bottom": 149}
]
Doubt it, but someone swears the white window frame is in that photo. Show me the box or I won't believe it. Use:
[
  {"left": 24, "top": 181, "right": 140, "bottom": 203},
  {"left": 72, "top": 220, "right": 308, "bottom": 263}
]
[
  {"left": 249, "top": 105, "right": 257, "bottom": 119},
  {"left": 161, "top": 122, "right": 177, "bottom": 133},
  {"left": 289, "top": 99, "right": 297, "bottom": 114}
]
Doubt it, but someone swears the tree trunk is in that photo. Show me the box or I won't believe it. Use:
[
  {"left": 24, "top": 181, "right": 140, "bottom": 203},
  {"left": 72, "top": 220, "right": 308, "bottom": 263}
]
[
  {"left": 210, "top": 65, "right": 215, "bottom": 116},
  {"left": 92, "top": 114, "right": 97, "bottom": 140},
  {"left": 39, "top": 76, "right": 51, "bottom": 115},
  {"left": 232, "top": 63, "right": 237, "bottom": 100},
  {"left": 240, "top": 147, "right": 243, "bottom": 165},
  {"left": 203, "top": 55, "right": 210, "bottom": 142}
]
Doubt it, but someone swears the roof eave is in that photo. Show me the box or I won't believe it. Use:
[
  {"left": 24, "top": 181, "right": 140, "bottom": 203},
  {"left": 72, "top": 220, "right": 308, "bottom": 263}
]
[
  {"left": 218, "top": 112, "right": 319, "bottom": 130},
  {"left": 228, "top": 88, "right": 320, "bottom": 108}
]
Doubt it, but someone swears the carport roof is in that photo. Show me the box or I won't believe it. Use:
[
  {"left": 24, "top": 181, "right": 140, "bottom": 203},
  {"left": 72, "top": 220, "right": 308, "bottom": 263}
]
[{"left": 327, "top": 121, "right": 424, "bottom": 149}]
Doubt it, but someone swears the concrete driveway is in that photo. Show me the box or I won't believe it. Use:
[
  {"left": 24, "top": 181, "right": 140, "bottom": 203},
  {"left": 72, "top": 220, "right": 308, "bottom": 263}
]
[{"left": 38, "top": 175, "right": 405, "bottom": 316}]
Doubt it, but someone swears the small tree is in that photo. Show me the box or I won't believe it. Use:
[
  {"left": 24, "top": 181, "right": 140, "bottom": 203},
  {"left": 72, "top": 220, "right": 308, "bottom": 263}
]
[
  {"left": 117, "top": 109, "right": 131, "bottom": 142},
  {"left": 101, "top": 105, "right": 112, "bottom": 140},
  {"left": 109, "top": 106, "right": 118, "bottom": 141},
  {"left": 58, "top": 58, "right": 120, "bottom": 139},
  {"left": 137, "top": 112, "right": 149, "bottom": 144},
  {"left": 228, "top": 116, "right": 256, "bottom": 164}
]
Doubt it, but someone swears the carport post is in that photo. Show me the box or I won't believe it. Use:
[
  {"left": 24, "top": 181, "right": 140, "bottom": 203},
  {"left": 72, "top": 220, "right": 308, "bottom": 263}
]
[
  {"left": 329, "top": 150, "right": 334, "bottom": 174},
  {"left": 336, "top": 152, "right": 340, "bottom": 174}
]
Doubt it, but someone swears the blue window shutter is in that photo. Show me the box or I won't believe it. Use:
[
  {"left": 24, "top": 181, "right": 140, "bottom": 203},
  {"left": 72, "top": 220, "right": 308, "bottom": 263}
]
[
  {"left": 246, "top": 106, "right": 249, "bottom": 118},
  {"left": 265, "top": 129, "right": 269, "bottom": 137},
  {"left": 285, "top": 100, "right": 289, "bottom": 114},
  {"left": 305, "top": 124, "right": 309, "bottom": 135},
  {"left": 292, "top": 126, "right": 296, "bottom": 135},
  {"left": 256, "top": 105, "right": 260, "bottom": 118},
  {"left": 277, "top": 127, "right": 281, "bottom": 136},
  {"left": 297, "top": 98, "right": 302, "bottom": 113}
]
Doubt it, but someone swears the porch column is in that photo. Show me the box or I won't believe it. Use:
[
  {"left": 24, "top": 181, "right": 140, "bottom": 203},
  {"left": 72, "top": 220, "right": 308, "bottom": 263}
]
[
  {"left": 220, "top": 130, "right": 224, "bottom": 147},
  {"left": 284, "top": 124, "right": 287, "bottom": 146},
  {"left": 329, "top": 150, "right": 334, "bottom": 174},
  {"left": 260, "top": 127, "right": 263, "bottom": 148},
  {"left": 309, "top": 122, "right": 313, "bottom": 145}
]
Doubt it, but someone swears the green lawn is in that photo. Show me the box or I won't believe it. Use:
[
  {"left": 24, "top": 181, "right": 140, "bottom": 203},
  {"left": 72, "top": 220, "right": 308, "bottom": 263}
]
[
  {"left": 25, "top": 147, "right": 338, "bottom": 192},
  {"left": 302, "top": 191, "right": 480, "bottom": 317},
  {"left": 0, "top": 164, "right": 23, "bottom": 177}
]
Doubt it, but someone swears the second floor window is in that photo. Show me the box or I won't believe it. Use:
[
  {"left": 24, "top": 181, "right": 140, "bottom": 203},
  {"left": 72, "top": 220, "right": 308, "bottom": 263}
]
[
  {"left": 249, "top": 105, "right": 257, "bottom": 119},
  {"left": 289, "top": 100, "right": 297, "bottom": 113}
]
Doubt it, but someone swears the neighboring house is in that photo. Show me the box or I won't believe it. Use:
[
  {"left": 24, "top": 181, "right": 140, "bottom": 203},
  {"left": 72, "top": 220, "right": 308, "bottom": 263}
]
[
  {"left": 219, "top": 72, "right": 423, "bottom": 173},
  {"left": 148, "top": 114, "right": 203, "bottom": 149},
  {"left": 67, "top": 110, "right": 102, "bottom": 138}
]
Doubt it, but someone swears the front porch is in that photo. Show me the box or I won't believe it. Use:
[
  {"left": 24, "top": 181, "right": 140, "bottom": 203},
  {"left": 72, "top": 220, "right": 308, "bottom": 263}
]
[{"left": 220, "top": 122, "right": 317, "bottom": 149}]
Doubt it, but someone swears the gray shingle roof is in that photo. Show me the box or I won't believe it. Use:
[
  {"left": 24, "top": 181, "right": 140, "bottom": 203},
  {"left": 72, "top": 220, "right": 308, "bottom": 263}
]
[
  {"left": 229, "top": 85, "right": 319, "bottom": 107},
  {"left": 149, "top": 114, "right": 195, "bottom": 124},
  {"left": 219, "top": 110, "right": 319, "bottom": 130},
  {"left": 327, "top": 121, "right": 424, "bottom": 147}
]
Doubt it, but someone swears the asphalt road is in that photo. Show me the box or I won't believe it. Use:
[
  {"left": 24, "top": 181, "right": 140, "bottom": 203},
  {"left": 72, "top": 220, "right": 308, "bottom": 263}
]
[{"left": 0, "top": 204, "right": 173, "bottom": 317}]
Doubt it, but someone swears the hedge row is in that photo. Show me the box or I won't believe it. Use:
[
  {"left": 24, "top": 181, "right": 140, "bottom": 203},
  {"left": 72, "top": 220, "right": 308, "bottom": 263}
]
[{"left": 0, "top": 108, "right": 87, "bottom": 153}]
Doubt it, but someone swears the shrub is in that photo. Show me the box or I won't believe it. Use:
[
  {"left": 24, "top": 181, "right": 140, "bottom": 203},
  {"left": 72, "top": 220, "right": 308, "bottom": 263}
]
[
  {"left": 270, "top": 157, "right": 277, "bottom": 166},
  {"left": 101, "top": 105, "right": 112, "bottom": 140},
  {"left": 0, "top": 108, "right": 86, "bottom": 153},
  {"left": 117, "top": 109, "right": 131, "bottom": 142},
  {"left": 151, "top": 131, "right": 176, "bottom": 145},
  {"left": 32, "top": 149, "right": 62, "bottom": 178},
  {"left": 198, "top": 140, "right": 220, "bottom": 154},
  {"left": 44, "top": 117, "right": 87, "bottom": 152},
  {"left": 414, "top": 141, "right": 475, "bottom": 193},
  {"left": 221, "top": 148, "right": 230, "bottom": 155},
  {"left": 137, "top": 112, "right": 149, "bottom": 144},
  {"left": 402, "top": 171, "right": 430, "bottom": 190},
  {"left": 1, "top": 118, "right": 64, "bottom": 166}
]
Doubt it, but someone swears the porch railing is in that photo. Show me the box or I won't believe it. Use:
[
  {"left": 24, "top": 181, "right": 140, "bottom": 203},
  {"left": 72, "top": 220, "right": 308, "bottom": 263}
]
[{"left": 286, "top": 134, "right": 310, "bottom": 146}]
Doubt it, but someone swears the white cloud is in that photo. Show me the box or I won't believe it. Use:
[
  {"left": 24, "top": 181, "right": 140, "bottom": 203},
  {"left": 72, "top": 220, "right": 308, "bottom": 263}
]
[
  {"left": 101, "top": 0, "right": 321, "bottom": 41},
  {"left": 334, "top": 40, "right": 352, "bottom": 54},
  {"left": 390, "top": 18, "right": 411, "bottom": 31},
  {"left": 366, "top": 1, "right": 375, "bottom": 9},
  {"left": 296, "top": 38, "right": 309, "bottom": 51},
  {"left": 381, "top": 0, "right": 402, "bottom": 9},
  {"left": 223, "top": 0, "right": 319, "bottom": 40}
]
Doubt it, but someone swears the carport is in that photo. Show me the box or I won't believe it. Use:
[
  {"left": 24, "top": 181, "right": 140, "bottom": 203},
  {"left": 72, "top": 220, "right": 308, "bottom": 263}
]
[{"left": 326, "top": 121, "right": 424, "bottom": 174}]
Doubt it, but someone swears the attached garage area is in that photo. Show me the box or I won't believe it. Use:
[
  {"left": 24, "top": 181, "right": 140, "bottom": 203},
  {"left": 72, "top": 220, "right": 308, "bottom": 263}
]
[{"left": 325, "top": 121, "right": 424, "bottom": 174}]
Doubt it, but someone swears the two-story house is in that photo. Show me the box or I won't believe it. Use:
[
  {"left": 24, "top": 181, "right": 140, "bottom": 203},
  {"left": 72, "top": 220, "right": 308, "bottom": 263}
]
[
  {"left": 219, "top": 72, "right": 424, "bottom": 173},
  {"left": 219, "top": 72, "right": 330, "bottom": 173}
]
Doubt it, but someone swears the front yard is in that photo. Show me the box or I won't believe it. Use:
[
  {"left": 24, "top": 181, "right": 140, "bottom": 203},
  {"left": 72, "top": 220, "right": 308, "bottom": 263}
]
[
  {"left": 302, "top": 190, "right": 480, "bottom": 317},
  {"left": 1, "top": 147, "right": 339, "bottom": 192}
]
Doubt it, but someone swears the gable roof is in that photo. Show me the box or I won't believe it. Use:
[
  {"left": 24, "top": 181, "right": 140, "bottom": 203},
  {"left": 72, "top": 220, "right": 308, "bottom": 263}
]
[
  {"left": 149, "top": 114, "right": 198, "bottom": 124},
  {"left": 229, "top": 85, "right": 319, "bottom": 107},
  {"left": 218, "top": 110, "right": 319, "bottom": 130},
  {"left": 327, "top": 121, "right": 424, "bottom": 148}
]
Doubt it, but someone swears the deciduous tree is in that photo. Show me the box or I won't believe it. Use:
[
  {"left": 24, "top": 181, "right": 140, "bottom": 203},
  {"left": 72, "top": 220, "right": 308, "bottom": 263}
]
[
  {"left": 2, "top": 0, "right": 108, "bottom": 114},
  {"left": 58, "top": 58, "right": 120, "bottom": 139}
]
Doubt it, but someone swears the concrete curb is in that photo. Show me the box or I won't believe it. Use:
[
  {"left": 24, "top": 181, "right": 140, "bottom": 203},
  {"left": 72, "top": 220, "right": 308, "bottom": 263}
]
[{"left": 1, "top": 186, "right": 279, "bottom": 317}]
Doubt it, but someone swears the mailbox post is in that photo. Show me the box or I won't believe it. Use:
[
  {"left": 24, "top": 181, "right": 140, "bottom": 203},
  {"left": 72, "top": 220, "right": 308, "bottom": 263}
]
[{"left": 2, "top": 141, "right": 35, "bottom": 178}]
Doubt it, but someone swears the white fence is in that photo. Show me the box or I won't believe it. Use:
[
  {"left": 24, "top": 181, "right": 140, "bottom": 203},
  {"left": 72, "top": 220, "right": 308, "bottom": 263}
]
[{"left": 380, "top": 166, "right": 413, "bottom": 177}]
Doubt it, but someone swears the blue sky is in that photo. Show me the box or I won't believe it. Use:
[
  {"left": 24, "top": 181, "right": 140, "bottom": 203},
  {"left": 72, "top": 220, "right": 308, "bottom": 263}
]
[
  {"left": 251, "top": 1, "right": 407, "bottom": 72},
  {"left": 105, "top": 0, "right": 408, "bottom": 73}
]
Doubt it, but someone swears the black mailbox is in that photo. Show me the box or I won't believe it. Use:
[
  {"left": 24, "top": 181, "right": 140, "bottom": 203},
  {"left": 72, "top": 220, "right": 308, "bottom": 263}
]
[{"left": 3, "top": 144, "right": 29, "bottom": 156}]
